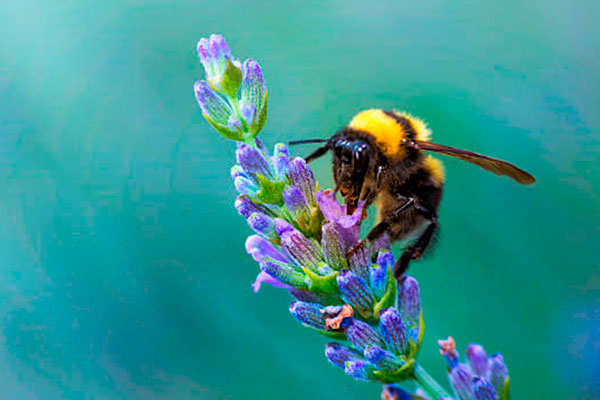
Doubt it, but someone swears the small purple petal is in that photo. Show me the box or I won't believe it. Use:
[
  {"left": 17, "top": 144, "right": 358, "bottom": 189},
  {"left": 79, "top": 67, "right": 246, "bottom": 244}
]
[
  {"left": 449, "top": 363, "right": 475, "bottom": 400},
  {"left": 376, "top": 250, "right": 394, "bottom": 271},
  {"left": 325, "top": 342, "right": 363, "bottom": 369},
  {"left": 379, "top": 308, "right": 408, "bottom": 355},
  {"left": 337, "top": 269, "right": 373, "bottom": 318},
  {"left": 252, "top": 271, "right": 292, "bottom": 292},
  {"left": 315, "top": 190, "right": 345, "bottom": 222},
  {"left": 369, "top": 263, "right": 387, "bottom": 300},
  {"left": 245, "top": 235, "right": 287, "bottom": 263},
  {"left": 473, "top": 378, "right": 497, "bottom": 400},
  {"left": 345, "top": 319, "right": 386, "bottom": 351},
  {"left": 466, "top": 344, "right": 489, "bottom": 377}
]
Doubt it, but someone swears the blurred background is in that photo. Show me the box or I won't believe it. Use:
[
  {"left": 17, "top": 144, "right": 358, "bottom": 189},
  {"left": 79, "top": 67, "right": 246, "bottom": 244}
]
[{"left": 1, "top": 0, "right": 599, "bottom": 399}]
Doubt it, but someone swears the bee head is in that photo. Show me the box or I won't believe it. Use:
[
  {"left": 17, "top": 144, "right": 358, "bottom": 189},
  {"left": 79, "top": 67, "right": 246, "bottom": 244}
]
[{"left": 330, "top": 136, "right": 370, "bottom": 214}]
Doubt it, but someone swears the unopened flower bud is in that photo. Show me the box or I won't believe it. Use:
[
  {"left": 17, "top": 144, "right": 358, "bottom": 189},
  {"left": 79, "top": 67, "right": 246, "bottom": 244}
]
[
  {"left": 239, "top": 59, "right": 268, "bottom": 136},
  {"left": 473, "top": 377, "right": 497, "bottom": 400},
  {"left": 236, "top": 142, "right": 272, "bottom": 179},
  {"left": 290, "top": 301, "right": 326, "bottom": 330},
  {"left": 337, "top": 269, "right": 374, "bottom": 318},
  {"left": 345, "top": 319, "right": 386, "bottom": 351},
  {"left": 364, "top": 346, "right": 404, "bottom": 371},
  {"left": 466, "top": 344, "right": 489, "bottom": 377},
  {"left": 449, "top": 363, "right": 475, "bottom": 400},
  {"left": 325, "top": 342, "right": 363, "bottom": 369},
  {"left": 397, "top": 276, "right": 421, "bottom": 326},
  {"left": 261, "top": 258, "right": 308, "bottom": 289},
  {"left": 488, "top": 354, "right": 509, "bottom": 397},
  {"left": 287, "top": 158, "right": 316, "bottom": 206},
  {"left": 197, "top": 34, "right": 242, "bottom": 97},
  {"left": 322, "top": 223, "right": 347, "bottom": 270},
  {"left": 379, "top": 308, "right": 408, "bottom": 355}
]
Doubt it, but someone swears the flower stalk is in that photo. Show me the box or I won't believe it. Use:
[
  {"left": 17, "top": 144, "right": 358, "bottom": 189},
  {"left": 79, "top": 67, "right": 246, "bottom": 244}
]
[{"left": 193, "top": 34, "right": 511, "bottom": 400}]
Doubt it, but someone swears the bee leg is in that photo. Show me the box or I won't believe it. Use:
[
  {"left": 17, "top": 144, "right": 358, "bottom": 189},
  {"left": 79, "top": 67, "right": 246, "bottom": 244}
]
[
  {"left": 347, "top": 197, "right": 416, "bottom": 257},
  {"left": 304, "top": 145, "right": 330, "bottom": 164},
  {"left": 394, "top": 209, "right": 438, "bottom": 279}
]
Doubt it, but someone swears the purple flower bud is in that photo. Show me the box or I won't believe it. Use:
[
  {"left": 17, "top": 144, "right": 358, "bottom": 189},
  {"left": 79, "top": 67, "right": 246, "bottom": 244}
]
[
  {"left": 376, "top": 250, "right": 394, "bottom": 271},
  {"left": 398, "top": 276, "right": 421, "bottom": 326},
  {"left": 344, "top": 360, "right": 377, "bottom": 381},
  {"left": 261, "top": 258, "right": 308, "bottom": 289},
  {"left": 287, "top": 158, "right": 316, "bottom": 206},
  {"left": 466, "top": 344, "right": 489, "bottom": 377},
  {"left": 234, "top": 195, "right": 273, "bottom": 219},
  {"left": 239, "top": 59, "right": 267, "bottom": 135},
  {"left": 348, "top": 244, "right": 370, "bottom": 282},
  {"left": 337, "top": 270, "right": 374, "bottom": 318},
  {"left": 194, "top": 80, "right": 233, "bottom": 126},
  {"left": 236, "top": 143, "right": 272, "bottom": 179},
  {"left": 449, "top": 363, "right": 475, "bottom": 400},
  {"left": 488, "top": 354, "right": 509, "bottom": 397},
  {"left": 379, "top": 308, "right": 408, "bottom": 355},
  {"left": 197, "top": 34, "right": 241, "bottom": 96},
  {"left": 289, "top": 301, "right": 326, "bottom": 330},
  {"left": 283, "top": 186, "right": 310, "bottom": 220},
  {"left": 247, "top": 213, "right": 275, "bottom": 237},
  {"left": 273, "top": 218, "right": 294, "bottom": 236},
  {"left": 325, "top": 342, "right": 363, "bottom": 369},
  {"left": 279, "top": 225, "right": 322, "bottom": 272},
  {"left": 345, "top": 319, "right": 386, "bottom": 351},
  {"left": 234, "top": 176, "right": 257, "bottom": 196},
  {"left": 364, "top": 346, "right": 404, "bottom": 371},
  {"left": 270, "top": 143, "right": 290, "bottom": 179},
  {"left": 473, "top": 378, "right": 497, "bottom": 400},
  {"left": 322, "top": 223, "right": 347, "bottom": 270},
  {"left": 369, "top": 264, "right": 387, "bottom": 300},
  {"left": 245, "top": 235, "right": 287, "bottom": 263},
  {"left": 252, "top": 271, "right": 292, "bottom": 292}
]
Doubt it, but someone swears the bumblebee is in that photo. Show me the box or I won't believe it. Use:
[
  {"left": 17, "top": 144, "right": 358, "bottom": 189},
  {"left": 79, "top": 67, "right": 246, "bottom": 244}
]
[{"left": 290, "top": 109, "right": 535, "bottom": 279}]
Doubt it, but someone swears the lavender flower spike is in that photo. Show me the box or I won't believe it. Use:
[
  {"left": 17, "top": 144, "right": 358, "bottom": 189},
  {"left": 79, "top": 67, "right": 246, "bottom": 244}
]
[
  {"left": 197, "top": 34, "right": 242, "bottom": 96},
  {"left": 196, "top": 34, "right": 516, "bottom": 400}
]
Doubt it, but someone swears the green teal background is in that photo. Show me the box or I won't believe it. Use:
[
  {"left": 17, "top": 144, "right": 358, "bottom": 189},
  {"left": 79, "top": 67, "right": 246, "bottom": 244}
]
[{"left": 1, "top": 1, "right": 599, "bottom": 399}]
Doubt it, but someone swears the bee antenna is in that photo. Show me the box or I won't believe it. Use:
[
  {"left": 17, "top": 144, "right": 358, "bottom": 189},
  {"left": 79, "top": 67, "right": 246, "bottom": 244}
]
[{"left": 288, "top": 138, "right": 329, "bottom": 145}]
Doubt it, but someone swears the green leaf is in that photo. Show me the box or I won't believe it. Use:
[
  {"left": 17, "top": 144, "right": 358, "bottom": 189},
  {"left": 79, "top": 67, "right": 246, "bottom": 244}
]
[
  {"left": 217, "top": 58, "right": 243, "bottom": 98},
  {"left": 373, "top": 264, "right": 397, "bottom": 318},
  {"left": 255, "top": 173, "right": 285, "bottom": 205},
  {"left": 502, "top": 377, "right": 510, "bottom": 400},
  {"left": 302, "top": 267, "right": 340, "bottom": 295}
]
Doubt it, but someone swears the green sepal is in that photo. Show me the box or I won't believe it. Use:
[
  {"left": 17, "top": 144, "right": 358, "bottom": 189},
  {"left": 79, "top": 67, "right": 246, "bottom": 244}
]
[
  {"left": 373, "top": 358, "right": 415, "bottom": 383},
  {"left": 302, "top": 267, "right": 340, "bottom": 295},
  {"left": 373, "top": 264, "right": 397, "bottom": 319},
  {"left": 248, "top": 89, "right": 268, "bottom": 137},
  {"left": 416, "top": 311, "right": 425, "bottom": 348},
  {"left": 212, "top": 58, "right": 242, "bottom": 98},
  {"left": 255, "top": 173, "right": 285, "bottom": 205},
  {"left": 203, "top": 113, "right": 242, "bottom": 141},
  {"left": 502, "top": 377, "right": 510, "bottom": 400}
]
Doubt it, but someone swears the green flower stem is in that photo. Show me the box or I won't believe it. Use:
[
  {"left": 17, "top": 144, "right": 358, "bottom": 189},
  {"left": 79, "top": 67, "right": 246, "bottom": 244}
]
[{"left": 412, "top": 363, "right": 452, "bottom": 399}]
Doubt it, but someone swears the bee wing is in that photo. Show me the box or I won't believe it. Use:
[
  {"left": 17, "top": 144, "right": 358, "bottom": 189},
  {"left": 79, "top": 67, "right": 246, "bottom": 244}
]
[{"left": 411, "top": 141, "right": 535, "bottom": 185}]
